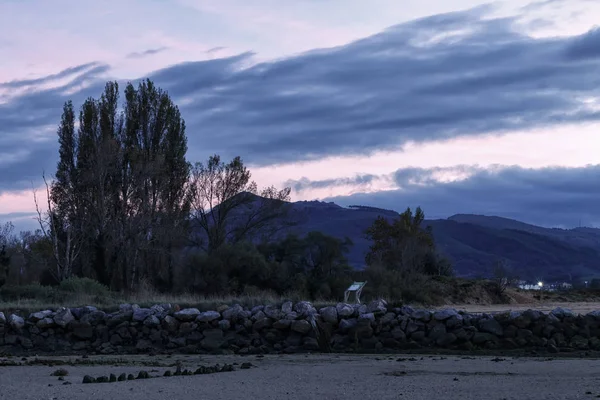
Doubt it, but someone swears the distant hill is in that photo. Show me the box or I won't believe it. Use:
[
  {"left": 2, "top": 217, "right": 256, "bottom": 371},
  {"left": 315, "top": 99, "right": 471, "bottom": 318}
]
[{"left": 202, "top": 195, "right": 600, "bottom": 281}]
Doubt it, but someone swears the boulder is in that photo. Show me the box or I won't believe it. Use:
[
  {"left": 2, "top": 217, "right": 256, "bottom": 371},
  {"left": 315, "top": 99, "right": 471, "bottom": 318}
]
[
  {"left": 358, "top": 313, "right": 375, "bottom": 322},
  {"left": 36, "top": 317, "right": 55, "bottom": 329},
  {"left": 132, "top": 308, "right": 153, "bottom": 322},
  {"left": 71, "top": 321, "right": 94, "bottom": 340},
  {"left": 338, "top": 318, "right": 357, "bottom": 333},
  {"left": 319, "top": 307, "right": 338, "bottom": 324},
  {"left": 551, "top": 307, "right": 576, "bottom": 319},
  {"left": 479, "top": 317, "right": 504, "bottom": 336},
  {"left": 412, "top": 310, "right": 431, "bottom": 322},
  {"left": 433, "top": 308, "right": 459, "bottom": 321},
  {"left": 0, "top": 312, "right": 5, "bottom": 325},
  {"left": 336, "top": 303, "right": 355, "bottom": 318},
  {"left": 197, "top": 311, "right": 221, "bottom": 322},
  {"left": 366, "top": 299, "right": 387, "bottom": 314},
  {"left": 294, "top": 301, "right": 316, "bottom": 317},
  {"left": 54, "top": 308, "right": 75, "bottom": 328},
  {"left": 281, "top": 301, "right": 293, "bottom": 314},
  {"left": 201, "top": 329, "right": 224, "bottom": 350},
  {"left": 291, "top": 320, "right": 312, "bottom": 335},
  {"left": 143, "top": 315, "right": 161, "bottom": 328},
  {"left": 9, "top": 314, "right": 24, "bottom": 330},
  {"left": 222, "top": 304, "right": 244, "bottom": 321},
  {"left": 174, "top": 308, "right": 201, "bottom": 322},
  {"left": 30, "top": 310, "right": 53, "bottom": 321}
]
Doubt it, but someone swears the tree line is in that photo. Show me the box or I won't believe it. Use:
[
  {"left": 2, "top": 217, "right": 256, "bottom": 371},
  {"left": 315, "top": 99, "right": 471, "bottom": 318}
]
[{"left": 0, "top": 80, "right": 452, "bottom": 302}]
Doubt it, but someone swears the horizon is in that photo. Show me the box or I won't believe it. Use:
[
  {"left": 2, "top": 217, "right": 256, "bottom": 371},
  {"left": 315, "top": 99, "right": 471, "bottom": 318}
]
[{"left": 2, "top": 0, "right": 600, "bottom": 233}]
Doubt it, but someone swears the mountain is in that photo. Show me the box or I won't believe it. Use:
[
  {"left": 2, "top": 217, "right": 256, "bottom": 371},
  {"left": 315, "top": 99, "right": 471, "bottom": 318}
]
[
  {"left": 262, "top": 200, "right": 600, "bottom": 281},
  {"left": 199, "top": 194, "right": 600, "bottom": 281}
]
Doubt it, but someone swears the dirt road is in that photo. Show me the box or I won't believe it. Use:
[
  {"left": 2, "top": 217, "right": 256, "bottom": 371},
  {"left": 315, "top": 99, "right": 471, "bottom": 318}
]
[
  {"left": 436, "top": 301, "right": 600, "bottom": 314},
  {"left": 1, "top": 353, "right": 599, "bottom": 400}
]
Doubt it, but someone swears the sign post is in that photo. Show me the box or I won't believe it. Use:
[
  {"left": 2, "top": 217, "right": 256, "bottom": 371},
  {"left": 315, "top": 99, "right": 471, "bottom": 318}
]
[{"left": 344, "top": 281, "right": 367, "bottom": 304}]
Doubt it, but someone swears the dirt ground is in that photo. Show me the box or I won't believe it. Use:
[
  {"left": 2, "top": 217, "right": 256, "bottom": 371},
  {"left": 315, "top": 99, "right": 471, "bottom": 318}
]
[
  {"left": 1, "top": 353, "right": 600, "bottom": 400},
  {"left": 437, "top": 301, "right": 600, "bottom": 314}
]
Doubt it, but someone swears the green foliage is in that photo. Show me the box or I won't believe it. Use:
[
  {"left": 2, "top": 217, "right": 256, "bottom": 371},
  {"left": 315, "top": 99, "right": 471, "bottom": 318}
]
[{"left": 59, "top": 277, "right": 109, "bottom": 296}]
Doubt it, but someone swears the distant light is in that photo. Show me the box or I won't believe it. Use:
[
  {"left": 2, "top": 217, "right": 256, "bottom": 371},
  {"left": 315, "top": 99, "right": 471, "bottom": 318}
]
[{"left": 538, "top": 281, "right": 543, "bottom": 287}]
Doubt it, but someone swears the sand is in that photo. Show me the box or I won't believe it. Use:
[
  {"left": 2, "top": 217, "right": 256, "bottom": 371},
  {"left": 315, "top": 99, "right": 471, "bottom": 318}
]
[
  {"left": 1, "top": 353, "right": 599, "bottom": 400},
  {"left": 437, "top": 301, "right": 600, "bottom": 314}
]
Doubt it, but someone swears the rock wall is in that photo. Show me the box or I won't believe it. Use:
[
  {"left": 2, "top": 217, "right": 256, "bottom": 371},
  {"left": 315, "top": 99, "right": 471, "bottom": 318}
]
[{"left": 1, "top": 300, "right": 599, "bottom": 355}]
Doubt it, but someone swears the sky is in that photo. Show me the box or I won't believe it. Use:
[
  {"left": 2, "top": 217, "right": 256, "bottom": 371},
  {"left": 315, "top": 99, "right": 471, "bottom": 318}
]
[{"left": 1, "top": 0, "right": 600, "bottom": 233}]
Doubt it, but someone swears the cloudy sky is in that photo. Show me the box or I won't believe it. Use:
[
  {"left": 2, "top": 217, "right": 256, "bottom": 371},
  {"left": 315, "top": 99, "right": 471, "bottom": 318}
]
[{"left": 1, "top": 0, "right": 600, "bottom": 232}]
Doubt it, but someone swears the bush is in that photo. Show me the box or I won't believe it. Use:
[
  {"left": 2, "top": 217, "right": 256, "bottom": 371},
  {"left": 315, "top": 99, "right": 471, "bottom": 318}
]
[{"left": 59, "top": 277, "right": 109, "bottom": 296}]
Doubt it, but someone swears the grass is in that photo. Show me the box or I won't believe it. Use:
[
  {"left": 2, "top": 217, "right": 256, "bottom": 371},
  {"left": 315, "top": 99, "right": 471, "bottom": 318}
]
[{"left": 0, "top": 281, "right": 342, "bottom": 315}]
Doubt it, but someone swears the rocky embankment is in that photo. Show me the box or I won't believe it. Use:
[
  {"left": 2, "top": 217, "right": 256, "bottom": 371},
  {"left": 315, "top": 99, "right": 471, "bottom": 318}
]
[{"left": 0, "top": 300, "right": 599, "bottom": 355}]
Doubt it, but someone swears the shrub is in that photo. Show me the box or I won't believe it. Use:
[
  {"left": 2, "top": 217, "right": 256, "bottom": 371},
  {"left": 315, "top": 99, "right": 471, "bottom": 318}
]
[{"left": 58, "top": 277, "right": 109, "bottom": 296}]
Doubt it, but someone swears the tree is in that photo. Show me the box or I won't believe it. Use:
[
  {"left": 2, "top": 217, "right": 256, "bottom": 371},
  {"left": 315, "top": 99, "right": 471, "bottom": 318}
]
[
  {"left": 190, "top": 155, "right": 292, "bottom": 252},
  {"left": 0, "top": 222, "right": 15, "bottom": 287},
  {"left": 491, "top": 259, "right": 518, "bottom": 296},
  {"left": 45, "top": 79, "right": 191, "bottom": 291}
]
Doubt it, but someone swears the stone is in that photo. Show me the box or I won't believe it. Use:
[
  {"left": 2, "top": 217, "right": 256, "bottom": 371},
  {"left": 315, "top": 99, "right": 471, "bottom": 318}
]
[
  {"left": 367, "top": 299, "right": 387, "bottom": 314},
  {"left": 81, "top": 311, "right": 106, "bottom": 325},
  {"left": 551, "top": 307, "right": 576, "bottom": 319},
  {"left": 355, "top": 319, "right": 373, "bottom": 338},
  {"left": 479, "top": 318, "right": 504, "bottom": 336},
  {"left": 281, "top": 301, "right": 293, "bottom": 314},
  {"left": 163, "top": 315, "right": 179, "bottom": 331},
  {"left": 222, "top": 304, "right": 244, "bottom": 321},
  {"left": 428, "top": 323, "right": 447, "bottom": 341},
  {"left": 71, "top": 321, "right": 94, "bottom": 340},
  {"left": 132, "top": 308, "right": 153, "bottom": 322},
  {"left": 0, "top": 312, "right": 5, "bottom": 325},
  {"left": 319, "top": 307, "right": 338, "bottom": 324},
  {"left": 294, "top": 301, "right": 317, "bottom": 317},
  {"left": 30, "top": 310, "right": 53, "bottom": 321},
  {"left": 253, "top": 318, "right": 272, "bottom": 331},
  {"left": 8, "top": 314, "right": 24, "bottom": 330},
  {"left": 391, "top": 326, "right": 406, "bottom": 341},
  {"left": 273, "top": 319, "right": 292, "bottom": 329},
  {"left": 218, "top": 319, "right": 231, "bottom": 331},
  {"left": 263, "top": 305, "right": 282, "bottom": 320},
  {"left": 338, "top": 318, "right": 357, "bottom": 333},
  {"left": 135, "top": 339, "right": 153, "bottom": 351},
  {"left": 201, "top": 329, "right": 224, "bottom": 350},
  {"left": 36, "top": 317, "right": 55, "bottom": 329},
  {"left": 197, "top": 311, "right": 221, "bottom": 322},
  {"left": 445, "top": 315, "right": 464, "bottom": 329},
  {"left": 433, "top": 308, "right": 459, "bottom": 321},
  {"left": 436, "top": 333, "right": 457, "bottom": 347},
  {"left": 336, "top": 303, "right": 355, "bottom": 318},
  {"left": 291, "top": 320, "right": 312, "bottom": 335},
  {"left": 174, "top": 308, "right": 201, "bottom": 322},
  {"left": 412, "top": 310, "right": 431, "bottom": 322},
  {"left": 358, "top": 313, "right": 375, "bottom": 322},
  {"left": 472, "top": 332, "right": 498, "bottom": 345},
  {"left": 143, "top": 315, "right": 161, "bottom": 328}
]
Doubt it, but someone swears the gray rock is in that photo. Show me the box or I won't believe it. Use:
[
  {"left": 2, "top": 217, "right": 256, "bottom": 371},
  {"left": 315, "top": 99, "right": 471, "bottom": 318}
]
[
  {"left": 36, "top": 317, "right": 55, "bottom": 329},
  {"left": 358, "top": 313, "right": 375, "bottom": 322},
  {"left": 546, "top": 313, "right": 560, "bottom": 324},
  {"left": 30, "top": 310, "right": 53, "bottom": 321},
  {"left": 218, "top": 319, "right": 231, "bottom": 331},
  {"left": 163, "top": 315, "right": 179, "bottom": 331},
  {"left": 132, "top": 308, "right": 153, "bottom": 322},
  {"left": 291, "top": 320, "right": 312, "bottom": 335},
  {"left": 53, "top": 308, "right": 75, "bottom": 328},
  {"left": 222, "top": 304, "right": 244, "bottom": 321},
  {"left": 412, "top": 310, "right": 431, "bottom": 322},
  {"left": 9, "top": 314, "right": 25, "bottom": 330},
  {"left": 71, "top": 321, "right": 94, "bottom": 339},
  {"left": 437, "top": 333, "right": 458, "bottom": 347},
  {"left": 445, "top": 315, "right": 464, "bottom": 329},
  {"left": 428, "top": 323, "right": 447, "bottom": 341},
  {"left": 143, "top": 315, "right": 160, "bottom": 328},
  {"left": 263, "top": 305, "right": 282, "bottom": 320},
  {"left": 391, "top": 326, "right": 406, "bottom": 341},
  {"left": 551, "top": 307, "right": 576, "bottom": 319},
  {"left": 355, "top": 304, "right": 368, "bottom": 315},
  {"left": 0, "top": 312, "right": 5, "bottom": 325},
  {"left": 253, "top": 317, "right": 272, "bottom": 331},
  {"left": 250, "top": 305, "right": 264, "bottom": 315},
  {"left": 336, "top": 303, "right": 354, "bottom": 318},
  {"left": 479, "top": 317, "right": 504, "bottom": 336},
  {"left": 294, "top": 301, "right": 317, "bottom": 317},
  {"left": 81, "top": 310, "right": 106, "bottom": 325},
  {"left": 119, "top": 304, "right": 134, "bottom": 313},
  {"left": 197, "top": 311, "right": 221, "bottom": 322},
  {"left": 319, "top": 306, "right": 338, "bottom": 324},
  {"left": 366, "top": 299, "right": 387, "bottom": 314},
  {"left": 200, "top": 329, "right": 224, "bottom": 350},
  {"left": 281, "top": 301, "right": 293, "bottom": 314},
  {"left": 433, "top": 308, "right": 459, "bottom": 321},
  {"left": 135, "top": 339, "right": 153, "bottom": 351},
  {"left": 273, "top": 319, "right": 292, "bottom": 329},
  {"left": 252, "top": 310, "right": 267, "bottom": 322},
  {"left": 174, "top": 308, "right": 201, "bottom": 322},
  {"left": 586, "top": 310, "right": 600, "bottom": 319}
]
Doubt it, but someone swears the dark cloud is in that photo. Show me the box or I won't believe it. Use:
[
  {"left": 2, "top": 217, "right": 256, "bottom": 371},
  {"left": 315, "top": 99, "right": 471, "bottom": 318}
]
[
  {"left": 2, "top": 3, "right": 600, "bottom": 193},
  {"left": 285, "top": 174, "right": 378, "bottom": 192},
  {"left": 206, "top": 46, "right": 226, "bottom": 54},
  {"left": 565, "top": 28, "right": 600, "bottom": 60},
  {"left": 126, "top": 47, "right": 169, "bottom": 59},
  {"left": 322, "top": 165, "right": 600, "bottom": 228}
]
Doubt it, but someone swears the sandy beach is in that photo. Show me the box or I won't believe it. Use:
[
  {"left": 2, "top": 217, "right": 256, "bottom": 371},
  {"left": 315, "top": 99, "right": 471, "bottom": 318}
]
[{"left": 1, "top": 353, "right": 599, "bottom": 400}]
